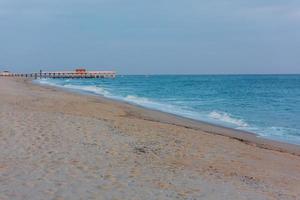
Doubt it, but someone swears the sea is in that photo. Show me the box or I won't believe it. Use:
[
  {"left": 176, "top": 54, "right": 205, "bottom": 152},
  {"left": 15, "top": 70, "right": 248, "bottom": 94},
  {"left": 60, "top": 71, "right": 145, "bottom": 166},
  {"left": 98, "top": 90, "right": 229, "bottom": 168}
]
[{"left": 36, "top": 75, "right": 300, "bottom": 145}]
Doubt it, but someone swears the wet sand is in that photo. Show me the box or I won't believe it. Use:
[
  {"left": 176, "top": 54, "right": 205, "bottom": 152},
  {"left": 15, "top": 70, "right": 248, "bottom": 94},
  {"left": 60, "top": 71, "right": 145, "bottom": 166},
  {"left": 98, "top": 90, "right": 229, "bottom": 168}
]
[{"left": 1, "top": 77, "right": 300, "bottom": 200}]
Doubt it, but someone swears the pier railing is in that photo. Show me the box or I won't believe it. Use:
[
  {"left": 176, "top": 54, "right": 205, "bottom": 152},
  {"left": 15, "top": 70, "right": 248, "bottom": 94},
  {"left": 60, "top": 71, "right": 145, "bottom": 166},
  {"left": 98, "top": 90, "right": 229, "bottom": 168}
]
[{"left": 0, "top": 71, "right": 116, "bottom": 79}]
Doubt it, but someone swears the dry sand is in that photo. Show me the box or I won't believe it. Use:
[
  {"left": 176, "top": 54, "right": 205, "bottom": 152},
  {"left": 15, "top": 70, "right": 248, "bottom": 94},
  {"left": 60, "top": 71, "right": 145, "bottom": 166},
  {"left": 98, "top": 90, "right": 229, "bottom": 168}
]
[{"left": 0, "top": 77, "right": 300, "bottom": 200}]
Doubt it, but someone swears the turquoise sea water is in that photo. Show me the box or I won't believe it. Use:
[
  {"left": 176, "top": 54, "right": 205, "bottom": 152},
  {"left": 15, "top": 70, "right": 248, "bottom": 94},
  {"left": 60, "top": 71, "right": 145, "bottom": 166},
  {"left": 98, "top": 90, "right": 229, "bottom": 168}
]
[{"left": 37, "top": 75, "right": 300, "bottom": 145}]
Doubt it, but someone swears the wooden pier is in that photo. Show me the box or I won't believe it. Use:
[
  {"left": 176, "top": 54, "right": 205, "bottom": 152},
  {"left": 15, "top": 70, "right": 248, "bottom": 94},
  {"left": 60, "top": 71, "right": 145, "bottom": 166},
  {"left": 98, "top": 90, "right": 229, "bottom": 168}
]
[{"left": 0, "top": 69, "right": 116, "bottom": 79}]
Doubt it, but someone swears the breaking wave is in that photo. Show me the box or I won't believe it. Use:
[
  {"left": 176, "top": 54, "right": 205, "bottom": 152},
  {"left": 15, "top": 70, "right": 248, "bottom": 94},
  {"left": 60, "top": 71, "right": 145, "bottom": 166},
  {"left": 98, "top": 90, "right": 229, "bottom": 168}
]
[{"left": 209, "top": 111, "right": 248, "bottom": 127}]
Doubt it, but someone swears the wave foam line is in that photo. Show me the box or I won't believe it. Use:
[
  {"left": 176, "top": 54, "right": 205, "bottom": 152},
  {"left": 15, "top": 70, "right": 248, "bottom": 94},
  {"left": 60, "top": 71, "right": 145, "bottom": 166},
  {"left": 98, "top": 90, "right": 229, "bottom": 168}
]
[{"left": 209, "top": 111, "right": 248, "bottom": 127}]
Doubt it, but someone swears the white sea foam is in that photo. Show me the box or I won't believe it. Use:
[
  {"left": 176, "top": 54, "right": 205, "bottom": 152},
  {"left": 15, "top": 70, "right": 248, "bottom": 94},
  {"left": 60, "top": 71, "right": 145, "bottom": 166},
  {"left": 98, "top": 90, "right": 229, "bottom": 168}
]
[
  {"left": 245, "top": 126, "right": 300, "bottom": 145},
  {"left": 36, "top": 79, "right": 112, "bottom": 97},
  {"left": 63, "top": 84, "right": 111, "bottom": 96},
  {"left": 208, "top": 111, "right": 248, "bottom": 127},
  {"left": 125, "top": 95, "right": 153, "bottom": 104},
  {"left": 124, "top": 95, "right": 175, "bottom": 109},
  {"left": 37, "top": 79, "right": 59, "bottom": 86}
]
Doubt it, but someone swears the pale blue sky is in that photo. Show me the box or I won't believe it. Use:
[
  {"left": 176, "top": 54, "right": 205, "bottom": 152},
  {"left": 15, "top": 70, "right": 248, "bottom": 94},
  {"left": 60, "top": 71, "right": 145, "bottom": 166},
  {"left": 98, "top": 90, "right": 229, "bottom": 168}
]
[{"left": 1, "top": 0, "right": 300, "bottom": 74}]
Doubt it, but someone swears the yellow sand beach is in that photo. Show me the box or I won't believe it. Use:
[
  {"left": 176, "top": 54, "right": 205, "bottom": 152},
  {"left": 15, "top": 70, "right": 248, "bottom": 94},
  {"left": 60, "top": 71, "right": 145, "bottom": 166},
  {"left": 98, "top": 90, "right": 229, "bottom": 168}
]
[{"left": 0, "top": 77, "right": 300, "bottom": 200}]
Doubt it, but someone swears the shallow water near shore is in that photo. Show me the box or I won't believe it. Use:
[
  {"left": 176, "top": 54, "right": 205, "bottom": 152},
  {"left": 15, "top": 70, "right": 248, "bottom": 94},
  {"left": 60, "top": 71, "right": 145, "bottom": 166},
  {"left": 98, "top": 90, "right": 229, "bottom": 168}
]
[{"left": 36, "top": 75, "right": 300, "bottom": 145}]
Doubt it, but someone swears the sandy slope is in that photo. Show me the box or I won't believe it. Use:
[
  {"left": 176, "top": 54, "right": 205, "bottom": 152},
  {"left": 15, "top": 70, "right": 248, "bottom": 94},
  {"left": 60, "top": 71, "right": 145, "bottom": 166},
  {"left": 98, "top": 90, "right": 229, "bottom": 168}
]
[{"left": 0, "top": 78, "right": 300, "bottom": 200}]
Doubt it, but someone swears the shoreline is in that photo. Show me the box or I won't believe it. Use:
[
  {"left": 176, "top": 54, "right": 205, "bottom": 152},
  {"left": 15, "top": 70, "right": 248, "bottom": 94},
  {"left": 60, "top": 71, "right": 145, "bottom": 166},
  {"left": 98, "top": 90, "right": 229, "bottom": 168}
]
[
  {"left": 2, "top": 77, "right": 300, "bottom": 199},
  {"left": 33, "top": 78, "right": 300, "bottom": 156}
]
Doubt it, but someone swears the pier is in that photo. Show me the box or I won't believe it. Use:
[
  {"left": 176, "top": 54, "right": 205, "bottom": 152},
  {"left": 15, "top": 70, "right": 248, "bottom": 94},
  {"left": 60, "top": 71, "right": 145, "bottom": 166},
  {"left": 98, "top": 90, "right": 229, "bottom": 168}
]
[{"left": 0, "top": 69, "right": 116, "bottom": 79}]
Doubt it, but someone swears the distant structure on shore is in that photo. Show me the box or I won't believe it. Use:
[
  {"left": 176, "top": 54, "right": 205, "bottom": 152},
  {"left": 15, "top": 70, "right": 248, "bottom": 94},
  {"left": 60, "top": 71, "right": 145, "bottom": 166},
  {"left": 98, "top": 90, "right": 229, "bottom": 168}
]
[
  {"left": 0, "top": 71, "right": 12, "bottom": 76},
  {"left": 0, "top": 68, "right": 116, "bottom": 79}
]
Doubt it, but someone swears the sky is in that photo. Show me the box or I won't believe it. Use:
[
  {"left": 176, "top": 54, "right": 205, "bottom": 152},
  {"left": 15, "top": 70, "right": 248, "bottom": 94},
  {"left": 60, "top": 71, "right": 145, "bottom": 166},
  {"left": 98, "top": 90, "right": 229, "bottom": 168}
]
[{"left": 0, "top": 0, "right": 300, "bottom": 74}]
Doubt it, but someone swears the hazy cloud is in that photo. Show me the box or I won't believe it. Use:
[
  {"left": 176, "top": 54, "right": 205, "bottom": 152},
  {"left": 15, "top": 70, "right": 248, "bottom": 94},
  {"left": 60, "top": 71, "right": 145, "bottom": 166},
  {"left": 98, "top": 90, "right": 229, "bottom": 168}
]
[
  {"left": 242, "top": 4, "right": 300, "bottom": 20},
  {"left": 0, "top": 0, "right": 300, "bottom": 74}
]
